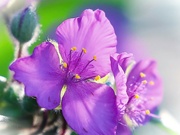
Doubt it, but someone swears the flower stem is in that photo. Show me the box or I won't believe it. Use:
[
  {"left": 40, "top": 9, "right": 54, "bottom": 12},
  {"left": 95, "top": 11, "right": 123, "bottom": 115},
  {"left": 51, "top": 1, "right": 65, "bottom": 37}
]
[
  {"left": 16, "top": 42, "right": 23, "bottom": 59},
  {"left": 60, "top": 111, "right": 67, "bottom": 135},
  {"left": 17, "top": 44, "right": 22, "bottom": 58},
  {"left": 31, "top": 110, "right": 48, "bottom": 135}
]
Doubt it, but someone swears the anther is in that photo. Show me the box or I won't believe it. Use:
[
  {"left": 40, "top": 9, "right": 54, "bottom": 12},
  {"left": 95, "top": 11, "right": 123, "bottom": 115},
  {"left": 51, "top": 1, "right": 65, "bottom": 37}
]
[
  {"left": 145, "top": 110, "right": 150, "bottom": 115},
  {"left": 82, "top": 48, "right": 87, "bottom": 53},
  {"left": 140, "top": 72, "right": 146, "bottom": 78},
  {"left": 134, "top": 94, "right": 140, "bottom": 99},
  {"left": 94, "top": 75, "right": 101, "bottom": 81},
  {"left": 75, "top": 74, "right": 81, "bottom": 79},
  {"left": 149, "top": 81, "right": 154, "bottom": 85},
  {"left": 93, "top": 56, "right": 97, "bottom": 61},
  {"left": 63, "top": 62, "right": 67, "bottom": 68},
  {"left": 142, "top": 80, "right": 147, "bottom": 84},
  {"left": 71, "top": 46, "right": 77, "bottom": 51}
]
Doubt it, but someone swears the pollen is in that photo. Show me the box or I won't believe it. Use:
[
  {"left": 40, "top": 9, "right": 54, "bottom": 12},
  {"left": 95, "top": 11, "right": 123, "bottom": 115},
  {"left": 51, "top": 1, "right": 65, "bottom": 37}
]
[
  {"left": 71, "top": 46, "right": 77, "bottom": 51},
  {"left": 149, "top": 81, "right": 154, "bottom": 85},
  {"left": 94, "top": 75, "right": 101, "bottom": 81},
  {"left": 142, "top": 80, "right": 147, "bottom": 84},
  {"left": 140, "top": 72, "right": 146, "bottom": 78},
  {"left": 82, "top": 48, "right": 87, "bottom": 53},
  {"left": 134, "top": 94, "right": 140, "bottom": 99},
  {"left": 63, "top": 62, "right": 67, "bottom": 68},
  {"left": 93, "top": 56, "right": 97, "bottom": 61},
  {"left": 145, "top": 110, "right": 150, "bottom": 115},
  {"left": 75, "top": 74, "right": 81, "bottom": 79}
]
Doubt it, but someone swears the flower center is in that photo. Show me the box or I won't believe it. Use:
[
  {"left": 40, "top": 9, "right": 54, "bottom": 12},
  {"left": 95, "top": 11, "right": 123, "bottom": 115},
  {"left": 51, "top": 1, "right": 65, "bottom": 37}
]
[
  {"left": 60, "top": 46, "right": 100, "bottom": 83},
  {"left": 123, "top": 72, "right": 156, "bottom": 128}
]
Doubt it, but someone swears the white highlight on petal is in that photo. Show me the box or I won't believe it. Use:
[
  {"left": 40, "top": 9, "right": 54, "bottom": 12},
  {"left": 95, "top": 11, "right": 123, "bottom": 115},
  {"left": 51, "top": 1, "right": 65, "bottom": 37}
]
[{"left": 50, "top": 40, "right": 63, "bottom": 64}]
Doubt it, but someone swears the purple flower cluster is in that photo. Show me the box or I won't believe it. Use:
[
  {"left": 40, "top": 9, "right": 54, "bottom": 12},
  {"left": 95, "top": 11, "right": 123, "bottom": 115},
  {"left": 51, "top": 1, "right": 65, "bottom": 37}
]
[{"left": 9, "top": 9, "right": 163, "bottom": 135}]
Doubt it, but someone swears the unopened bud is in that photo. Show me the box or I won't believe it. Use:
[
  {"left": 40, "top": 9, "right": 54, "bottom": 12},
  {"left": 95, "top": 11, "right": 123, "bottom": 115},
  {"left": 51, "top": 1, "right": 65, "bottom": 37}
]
[{"left": 10, "top": 7, "right": 38, "bottom": 44}]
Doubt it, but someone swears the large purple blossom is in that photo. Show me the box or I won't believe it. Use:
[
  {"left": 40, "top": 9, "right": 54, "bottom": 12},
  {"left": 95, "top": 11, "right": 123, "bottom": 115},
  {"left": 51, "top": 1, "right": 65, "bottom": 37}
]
[
  {"left": 10, "top": 9, "right": 118, "bottom": 134},
  {"left": 110, "top": 52, "right": 163, "bottom": 135}
]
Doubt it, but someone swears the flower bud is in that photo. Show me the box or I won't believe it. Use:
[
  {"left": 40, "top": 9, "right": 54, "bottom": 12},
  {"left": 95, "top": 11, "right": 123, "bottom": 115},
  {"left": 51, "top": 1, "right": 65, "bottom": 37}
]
[{"left": 10, "top": 7, "right": 38, "bottom": 44}]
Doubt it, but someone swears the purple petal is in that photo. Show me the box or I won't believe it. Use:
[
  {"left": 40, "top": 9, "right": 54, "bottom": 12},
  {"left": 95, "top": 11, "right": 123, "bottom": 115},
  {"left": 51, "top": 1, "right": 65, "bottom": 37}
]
[
  {"left": 127, "top": 60, "right": 163, "bottom": 110},
  {"left": 111, "top": 52, "right": 134, "bottom": 72},
  {"left": 110, "top": 56, "right": 128, "bottom": 114},
  {"left": 62, "top": 82, "right": 117, "bottom": 135},
  {"left": 116, "top": 124, "right": 132, "bottom": 135},
  {"left": 56, "top": 9, "right": 117, "bottom": 76},
  {"left": 9, "top": 42, "right": 64, "bottom": 109},
  {"left": 117, "top": 52, "right": 134, "bottom": 72}
]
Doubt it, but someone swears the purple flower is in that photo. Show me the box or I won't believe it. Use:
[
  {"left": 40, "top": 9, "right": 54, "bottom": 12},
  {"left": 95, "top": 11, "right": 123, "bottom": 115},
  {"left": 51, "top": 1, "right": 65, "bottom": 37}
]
[
  {"left": 110, "top": 52, "right": 163, "bottom": 135},
  {"left": 10, "top": 9, "right": 118, "bottom": 134}
]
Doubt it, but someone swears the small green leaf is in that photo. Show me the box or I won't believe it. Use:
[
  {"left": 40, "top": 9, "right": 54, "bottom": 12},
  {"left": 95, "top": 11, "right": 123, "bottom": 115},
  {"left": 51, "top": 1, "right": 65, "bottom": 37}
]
[
  {"left": 21, "top": 96, "right": 39, "bottom": 114},
  {"left": 71, "top": 131, "right": 77, "bottom": 135}
]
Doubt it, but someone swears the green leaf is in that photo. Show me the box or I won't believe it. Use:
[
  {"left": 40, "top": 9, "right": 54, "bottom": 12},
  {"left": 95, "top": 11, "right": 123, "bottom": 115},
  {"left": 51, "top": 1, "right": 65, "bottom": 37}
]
[
  {"left": 21, "top": 96, "right": 39, "bottom": 115},
  {"left": 0, "top": 86, "right": 22, "bottom": 117},
  {"left": 71, "top": 131, "right": 77, "bottom": 135}
]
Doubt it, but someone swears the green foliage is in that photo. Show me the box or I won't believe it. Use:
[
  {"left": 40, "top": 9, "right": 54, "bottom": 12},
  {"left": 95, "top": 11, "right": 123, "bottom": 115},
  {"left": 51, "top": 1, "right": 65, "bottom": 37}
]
[
  {"left": 21, "top": 96, "right": 39, "bottom": 115},
  {"left": 0, "top": 78, "right": 39, "bottom": 118},
  {"left": 0, "top": 86, "right": 22, "bottom": 118},
  {"left": 71, "top": 132, "right": 78, "bottom": 135}
]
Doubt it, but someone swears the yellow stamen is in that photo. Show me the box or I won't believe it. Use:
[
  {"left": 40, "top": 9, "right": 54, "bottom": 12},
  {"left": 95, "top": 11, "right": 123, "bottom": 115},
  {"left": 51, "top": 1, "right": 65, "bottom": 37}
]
[
  {"left": 142, "top": 80, "right": 147, "bottom": 84},
  {"left": 75, "top": 74, "right": 81, "bottom": 79},
  {"left": 134, "top": 94, "right": 140, "bottom": 99},
  {"left": 82, "top": 48, "right": 87, "bottom": 53},
  {"left": 71, "top": 46, "right": 77, "bottom": 51},
  {"left": 145, "top": 110, "right": 150, "bottom": 115},
  {"left": 149, "top": 81, "right": 154, "bottom": 85},
  {"left": 140, "top": 72, "right": 146, "bottom": 78},
  {"left": 63, "top": 62, "right": 67, "bottom": 68},
  {"left": 93, "top": 56, "right": 97, "bottom": 61},
  {"left": 94, "top": 75, "right": 101, "bottom": 81}
]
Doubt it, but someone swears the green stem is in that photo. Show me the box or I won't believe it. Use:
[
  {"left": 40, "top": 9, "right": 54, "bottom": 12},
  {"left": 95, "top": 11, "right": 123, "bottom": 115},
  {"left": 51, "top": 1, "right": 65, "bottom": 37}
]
[{"left": 16, "top": 42, "right": 23, "bottom": 59}]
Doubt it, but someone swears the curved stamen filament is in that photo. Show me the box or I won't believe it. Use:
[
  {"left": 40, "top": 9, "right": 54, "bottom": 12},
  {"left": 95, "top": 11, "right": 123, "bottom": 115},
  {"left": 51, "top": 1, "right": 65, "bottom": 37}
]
[
  {"left": 79, "top": 56, "right": 97, "bottom": 75},
  {"left": 68, "top": 47, "right": 77, "bottom": 69},
  {"left": 72, "top": 48, "right": 87, "bottom": 72}
]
